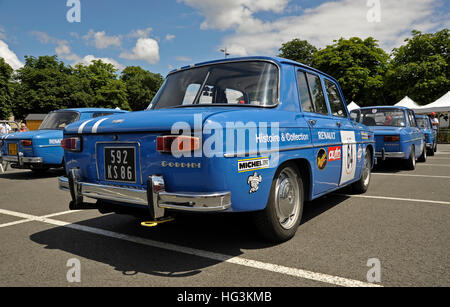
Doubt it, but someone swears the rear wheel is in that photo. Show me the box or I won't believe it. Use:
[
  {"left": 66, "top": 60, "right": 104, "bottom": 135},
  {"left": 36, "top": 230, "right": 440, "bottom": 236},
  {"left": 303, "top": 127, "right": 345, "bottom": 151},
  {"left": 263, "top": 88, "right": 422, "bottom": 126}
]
[
  {"left": 418, "top": 144, "right": 427, "bottom": 162},
  {"left": 253, "top": 163, "right": 304, "bottom": 243},
  {"left": 404, "top": 146, "right": 416, "bottom": 170},
  {"left": 352, "top": 149, "right": 372, "bottom": 193}
]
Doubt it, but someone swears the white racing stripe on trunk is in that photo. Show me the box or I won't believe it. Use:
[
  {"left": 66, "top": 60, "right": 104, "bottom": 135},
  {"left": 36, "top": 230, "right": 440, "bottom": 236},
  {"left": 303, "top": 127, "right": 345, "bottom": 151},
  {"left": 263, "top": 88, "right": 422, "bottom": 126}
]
[
  {"left": 0, "top": 208, "right": 381, "bottom": 287},
  {"left": 78, "top": 119, "right": 95, "bottom": 134},
  {"left": 92, "top": 118, "right": 109, "bottom": 134}
]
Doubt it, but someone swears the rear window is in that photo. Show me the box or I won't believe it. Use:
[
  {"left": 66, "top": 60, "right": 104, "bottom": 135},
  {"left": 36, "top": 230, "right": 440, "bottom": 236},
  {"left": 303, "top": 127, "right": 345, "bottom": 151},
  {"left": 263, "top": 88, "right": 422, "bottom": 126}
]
[{"left": 352, "top": 108, "right": 407, "bottom": 127}]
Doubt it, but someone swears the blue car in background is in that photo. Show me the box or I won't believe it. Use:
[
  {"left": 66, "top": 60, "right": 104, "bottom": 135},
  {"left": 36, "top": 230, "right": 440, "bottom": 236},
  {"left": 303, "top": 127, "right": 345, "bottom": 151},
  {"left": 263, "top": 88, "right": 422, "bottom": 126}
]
[
  {"left": 350, "top": 106, "right": 425, "bottom": 170},
  {"left": 416, "top": 114, "right": 437, "bottom": 156},
  {"left": 57, "top": 56, "right": 375, "bottom": 242},
  {"left": 0, "top": 108, "right": 128, "bottom": 172}
]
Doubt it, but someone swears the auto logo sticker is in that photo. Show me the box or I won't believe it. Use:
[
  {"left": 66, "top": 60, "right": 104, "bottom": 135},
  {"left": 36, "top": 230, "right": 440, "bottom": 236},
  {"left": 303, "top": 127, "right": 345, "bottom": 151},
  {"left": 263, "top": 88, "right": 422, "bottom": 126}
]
[
  {"left": 317, "top": 148, "right": 328, "bottom": 170},
  {"left": 328, "top": 146, "right": 341, "bottom": 162},
  {"left": 340, "top": 131, "right": 357, "bottom": 185},
  {"left": 247, "top": 172, "right": 262, "bottom": 194},
  {"left": 357, "top": 145, "right": 363, "bottom": 161}
]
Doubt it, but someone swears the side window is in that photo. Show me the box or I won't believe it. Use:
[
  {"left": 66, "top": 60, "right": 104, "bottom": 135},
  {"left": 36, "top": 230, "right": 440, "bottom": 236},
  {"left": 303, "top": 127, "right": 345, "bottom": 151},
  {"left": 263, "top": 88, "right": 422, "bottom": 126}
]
[
  {"left": 409, "top": 111, "right": 417, "bottom": 127},
  {"left": 306, "top": 73, "right": 328, "bottom": 115},
  {"left": 182, "top": 84, "right": 201, "bottom": 105},
  {"left": 93, "top": 112, "right": 114, "bottom": 118},
  {"left": 324, "top": 79, "right": 347, "bottom": 117},
  {"left": 297, "top": 71, "right": 314, "bottom": 112},
  {"left": 225, "top": 88, "right": 245, "bottom": 104}
]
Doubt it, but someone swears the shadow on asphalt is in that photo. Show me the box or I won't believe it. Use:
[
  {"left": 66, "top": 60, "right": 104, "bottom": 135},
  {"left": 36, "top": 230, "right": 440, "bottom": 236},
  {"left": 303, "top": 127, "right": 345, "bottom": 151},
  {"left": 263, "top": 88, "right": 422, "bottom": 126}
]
[
  {"left": 29, "top": 192, "right": 350, "bottom": 279},
  {"left": 0, "top": 168, "right": 64, "bottom": 180}
]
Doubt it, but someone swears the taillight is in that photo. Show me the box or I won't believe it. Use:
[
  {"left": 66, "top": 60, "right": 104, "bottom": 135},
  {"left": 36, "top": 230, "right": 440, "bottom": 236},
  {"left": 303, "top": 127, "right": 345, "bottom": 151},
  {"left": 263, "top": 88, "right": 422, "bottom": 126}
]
[
  {"left": 20, "top": 140, "right": 32, "bottom": 146},
  {"left": 61, "top": 137, "right": 81, "bottom": 152},
  {"left": 157, "top": 135, "right": 200, "bottom": 153},
  {"left": 384, "top": 136, "right": 400, "bottom": 142}
]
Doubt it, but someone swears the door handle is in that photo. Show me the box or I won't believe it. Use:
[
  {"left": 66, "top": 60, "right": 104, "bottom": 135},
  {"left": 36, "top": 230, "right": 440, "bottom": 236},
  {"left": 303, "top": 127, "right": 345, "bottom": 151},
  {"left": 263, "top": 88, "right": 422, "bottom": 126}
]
[
  {"left": 309, "top": 120, "right": 317, "bottom": 126},
  {"left": 336, "top": 122, "right": 342, "bottom": 128}
]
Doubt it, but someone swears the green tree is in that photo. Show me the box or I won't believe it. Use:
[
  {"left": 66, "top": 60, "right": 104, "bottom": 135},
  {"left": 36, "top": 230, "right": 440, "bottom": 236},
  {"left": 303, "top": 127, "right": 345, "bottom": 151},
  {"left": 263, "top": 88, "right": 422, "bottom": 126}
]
[
  {"left": 0, "top": 57, "right": 14, "bottom": 119},
  {"left": 12, "top": 55, "right": 75, "bottom": 119},
  {"left": 312, "top": 37, "right": 389, "bottom": 107},
  {"left": 384, "top": 29, "right": 449, "bottom": 105},
  {"left": 120, "top": 66, "right": 164, "bottom": 111},
  {"left": 278, "top": 39, "right": 318, "bottom": 66}
]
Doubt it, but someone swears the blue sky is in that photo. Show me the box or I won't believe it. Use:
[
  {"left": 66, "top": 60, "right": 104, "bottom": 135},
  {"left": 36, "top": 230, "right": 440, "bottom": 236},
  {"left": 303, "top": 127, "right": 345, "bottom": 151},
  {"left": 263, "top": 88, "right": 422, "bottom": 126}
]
[{"left": 0, "top": 0, "right": 448, "bottom": 76}]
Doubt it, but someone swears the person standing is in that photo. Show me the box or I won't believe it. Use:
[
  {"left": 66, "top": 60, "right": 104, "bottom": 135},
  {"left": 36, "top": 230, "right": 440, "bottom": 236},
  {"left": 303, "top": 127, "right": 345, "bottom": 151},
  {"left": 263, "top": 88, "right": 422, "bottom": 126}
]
[
  {"left": 19, "top": 123, "right": 28, "bottom": 132},
  {"left": 0, "top": 122, "right": 11, "bottom": 135},
  {"left": 430, "top": 112, "right": 439, "bottom": 130}
]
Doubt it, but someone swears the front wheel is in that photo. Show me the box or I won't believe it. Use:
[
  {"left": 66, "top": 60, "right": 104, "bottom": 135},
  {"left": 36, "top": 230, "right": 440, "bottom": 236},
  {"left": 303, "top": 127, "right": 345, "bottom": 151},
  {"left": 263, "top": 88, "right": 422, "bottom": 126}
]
[
  {"left": 418, "top": 144, "right": 427, "bottom": 162},
  {"left": 253, "top": 164, "right": 304, "bottom": 243},
  {"left": 352, "top": 149, "right": 372, "bottom": 194}
]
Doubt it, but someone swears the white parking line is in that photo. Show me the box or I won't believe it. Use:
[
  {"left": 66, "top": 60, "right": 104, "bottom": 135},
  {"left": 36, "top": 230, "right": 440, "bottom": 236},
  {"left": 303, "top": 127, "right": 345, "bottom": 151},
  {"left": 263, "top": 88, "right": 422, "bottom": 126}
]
[
  {"left": 0, "top": 208, "right": 380, "bottom": 287},
  {"left": 372, "top": 173, "right": 450, "bottom": 179},
  {"left": 0, "top": 209, "right": 79, "bottom": 228},
  {"left": 417, "top": 164, "right": 450, "bottom": 167},
  {"left": 336, "top": 194, "right": 450, "bottom": 206}
]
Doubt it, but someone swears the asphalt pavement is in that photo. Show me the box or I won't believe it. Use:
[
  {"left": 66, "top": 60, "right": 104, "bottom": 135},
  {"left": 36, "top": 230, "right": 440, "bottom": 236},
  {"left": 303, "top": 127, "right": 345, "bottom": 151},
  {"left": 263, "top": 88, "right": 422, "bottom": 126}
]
[{"left": 1, "top": 145, "right": 449, "bottom": 287}]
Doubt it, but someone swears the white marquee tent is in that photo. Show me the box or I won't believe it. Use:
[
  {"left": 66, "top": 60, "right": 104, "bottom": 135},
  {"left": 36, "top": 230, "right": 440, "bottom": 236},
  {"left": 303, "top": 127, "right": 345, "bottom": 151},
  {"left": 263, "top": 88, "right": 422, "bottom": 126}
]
[
  {"left": 395, "top": 96, "right": 420, "bottom": 109},
  {"left": 347, "top": 101, "right": 360, "bottom": 111},
  {"left": 414, "top": 92, "right": 450, "bottom": 114}
]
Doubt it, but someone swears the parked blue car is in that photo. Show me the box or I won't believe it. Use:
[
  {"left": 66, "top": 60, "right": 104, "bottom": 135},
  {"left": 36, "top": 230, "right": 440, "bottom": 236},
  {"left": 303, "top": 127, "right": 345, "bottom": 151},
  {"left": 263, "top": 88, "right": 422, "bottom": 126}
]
[
  {"left": 350, "top": 106, "right": 425, "bottom": 169},
  {"left": 58, "top": 56, "right": 375, "bottom": 242},
  {"left": 0, "top": 108, "right": 128, "bottom": 172},
  {"left": 415, "top": 114, "right": 437, "bottom": 156}
]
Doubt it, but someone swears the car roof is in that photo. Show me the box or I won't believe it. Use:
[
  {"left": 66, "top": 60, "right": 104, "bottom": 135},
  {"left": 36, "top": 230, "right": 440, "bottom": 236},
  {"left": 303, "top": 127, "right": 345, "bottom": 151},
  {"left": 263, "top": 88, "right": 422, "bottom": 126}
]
[
  {"left": 52, "top": 108, "right": 128, "bottom": 113},
  {"left": 358, "top": 106, "right": 410, "bottom": 111},
  {"left": 167, "top": 56, "right": 340, "bottom": 85}
]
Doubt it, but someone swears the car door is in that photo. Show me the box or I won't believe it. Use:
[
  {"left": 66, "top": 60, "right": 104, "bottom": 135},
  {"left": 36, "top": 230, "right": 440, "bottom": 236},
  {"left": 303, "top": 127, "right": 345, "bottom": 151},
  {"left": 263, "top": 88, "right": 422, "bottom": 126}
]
[
  {"left": 322, "top": 78, "right": 359, "bottom": 186},
  {"left": 296, "top": 69, "right": 342, "bottom": 196},
  {"left": 408, "top": 110, "right": 423, "bottom": 157}
]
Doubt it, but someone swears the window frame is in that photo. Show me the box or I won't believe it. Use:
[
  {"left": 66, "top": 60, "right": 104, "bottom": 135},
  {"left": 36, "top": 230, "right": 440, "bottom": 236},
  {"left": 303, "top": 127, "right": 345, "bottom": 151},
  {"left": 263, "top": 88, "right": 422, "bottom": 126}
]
[
  {"left": 323, "top": 77, "right": 349, "bottom": 119},
  {"left": 296, "top": 68, "right": 330, "bottom": 116}
]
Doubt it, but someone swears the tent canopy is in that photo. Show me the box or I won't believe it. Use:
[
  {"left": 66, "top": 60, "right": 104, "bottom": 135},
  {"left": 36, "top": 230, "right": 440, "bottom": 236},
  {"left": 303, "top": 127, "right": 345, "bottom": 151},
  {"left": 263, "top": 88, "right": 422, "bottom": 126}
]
[
  {"left": 395, "top": 96, "right": 420, "bottom": 109},
  {"left": 347, "top": 101, "right": 360, "bottom": 112},
  {"left": 414, "top": 92, "right": 450, "bottom": 114}
]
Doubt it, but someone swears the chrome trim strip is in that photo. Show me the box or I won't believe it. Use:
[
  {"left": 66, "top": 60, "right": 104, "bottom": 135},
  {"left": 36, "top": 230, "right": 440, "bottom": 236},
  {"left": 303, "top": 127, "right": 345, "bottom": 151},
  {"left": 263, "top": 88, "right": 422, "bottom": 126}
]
[
  {"left": 404, "top": 138, "right": 424, "bottom": 143},
  {"left": 2, "top": 156, "right": 43, "bottom": 163},
  {"left": 375, "top": 152, "right": 405, "bottom": 158},
  {"left": 38, "top": 145, "right": 61, "bottom": 148}
]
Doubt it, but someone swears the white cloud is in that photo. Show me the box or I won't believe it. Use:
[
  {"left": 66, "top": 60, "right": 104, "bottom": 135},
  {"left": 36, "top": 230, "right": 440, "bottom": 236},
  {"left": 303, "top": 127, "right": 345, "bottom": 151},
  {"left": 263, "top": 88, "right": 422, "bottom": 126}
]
[
  {"left": 73, "top": 55, "right": 124, "bottom": 70},
  {"left": 165, "top": 34, "right": 176, "bottom": 41},
  {"left": 128, "top": 27, "right": 153, "bottom": 39},
  {"left": 0, "top": 27, "right": 6, "bottom": 40},
  {"left": 182, "top": 0, "right": 448, "bottom": 56},
  {"left": 83, "top": 29, "right": 122, "bottom": 49},
  {"left": 175, "top": 56, "right": 192, "bottom": 62},
  {"left": 0, "top": 39, "right": 23, "bottom": 70},
  {"left": 120, "top": 38, "right": 160, "bottom": 64}
]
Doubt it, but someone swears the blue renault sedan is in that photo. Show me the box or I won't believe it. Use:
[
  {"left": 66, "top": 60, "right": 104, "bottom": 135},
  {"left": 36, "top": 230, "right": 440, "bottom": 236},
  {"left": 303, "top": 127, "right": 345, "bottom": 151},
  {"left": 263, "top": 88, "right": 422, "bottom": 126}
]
[
  {"left": 58, "top": 56, "right": 375, "bottom": 242},
  {"left": 0, "top": 108, "right": 127, "bottom": 172},
  {"left": 350, "top": 106, "right": 425, "bottom": 169},
  {"left": 416, "top": 114, "right": 437, "bottom": 156}
]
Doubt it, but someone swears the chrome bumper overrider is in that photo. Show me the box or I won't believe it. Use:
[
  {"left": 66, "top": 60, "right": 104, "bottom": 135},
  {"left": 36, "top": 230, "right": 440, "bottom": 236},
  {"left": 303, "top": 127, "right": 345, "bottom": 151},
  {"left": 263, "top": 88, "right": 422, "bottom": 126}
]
[{"left": 58, "top": 169, "right": 231, "bottom": 219}]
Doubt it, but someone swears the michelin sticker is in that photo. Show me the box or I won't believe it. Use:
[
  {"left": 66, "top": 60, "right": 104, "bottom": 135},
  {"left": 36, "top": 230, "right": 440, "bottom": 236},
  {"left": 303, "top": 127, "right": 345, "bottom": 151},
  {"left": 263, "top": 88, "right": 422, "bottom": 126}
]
[
  {"left": 238, "top": 157, "right": 269, "bottom": 173},
  {"left": 340, "top": 131, "right": 357, "bottom": 185}
]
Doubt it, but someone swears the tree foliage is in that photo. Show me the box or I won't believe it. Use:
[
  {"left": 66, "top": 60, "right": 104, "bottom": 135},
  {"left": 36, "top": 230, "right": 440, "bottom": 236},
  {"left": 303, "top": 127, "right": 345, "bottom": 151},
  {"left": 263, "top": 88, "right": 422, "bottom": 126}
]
[
  {"left": 384, "top": 29, "right": 449, "bottom": 105},
  {"left": 120, "top": 66, "right": 164, "bottom": 111},
  {"left": 0, "top": 57, "right": 14, "bottom": 119},
  {"left": 278, "top": 39, "right": 318, "bottom": 66},
  {"left": 312, "top": 37, "right": 389, "bottom": 107}
]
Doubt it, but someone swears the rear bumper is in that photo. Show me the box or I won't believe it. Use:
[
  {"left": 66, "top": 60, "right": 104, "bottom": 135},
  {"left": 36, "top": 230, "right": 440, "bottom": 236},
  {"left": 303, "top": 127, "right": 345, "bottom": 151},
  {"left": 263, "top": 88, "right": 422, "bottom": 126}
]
[
  {"left": 58, "top": 170, "right": 231, "bottom": 218},
  {"left": 1, "top": 154, "right": 43, "bottom": 165},
  {"left": 375, "top": 151, "right": 406, "bottom": 159}
]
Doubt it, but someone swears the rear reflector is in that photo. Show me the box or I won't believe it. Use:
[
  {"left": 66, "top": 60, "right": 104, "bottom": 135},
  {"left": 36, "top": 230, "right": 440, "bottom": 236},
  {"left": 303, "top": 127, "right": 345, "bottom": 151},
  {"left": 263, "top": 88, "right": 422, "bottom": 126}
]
[
  {"left": 61, "top": 137, "right": 81, "bottom": 152},
  {"left": 157, "top": 135, "right": 200, "bottom": 153},
  {"left": 20, "top": 140, "right": 32, "bottom": 146},
  {"left": 384, "top": 136, "right": 400, "bottom": 142}
]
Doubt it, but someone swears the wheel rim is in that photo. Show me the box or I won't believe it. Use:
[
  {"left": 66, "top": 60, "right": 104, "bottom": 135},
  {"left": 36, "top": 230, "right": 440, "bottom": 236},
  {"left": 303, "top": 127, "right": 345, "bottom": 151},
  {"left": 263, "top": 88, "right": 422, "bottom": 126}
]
[
  {"left": 274, "top": 167, "right": 301, "bottom": 230},
  {"left": 362, "top": 151, "right": 371, "bottom": 186}
]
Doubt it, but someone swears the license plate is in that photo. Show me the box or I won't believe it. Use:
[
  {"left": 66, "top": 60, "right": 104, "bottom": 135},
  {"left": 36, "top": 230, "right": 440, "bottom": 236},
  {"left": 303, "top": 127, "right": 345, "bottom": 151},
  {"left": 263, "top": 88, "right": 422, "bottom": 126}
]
[
  {"left": 9, "top": 143, "right": 18, "bottom": 156},
  {"left": 104, "top": 147, "right": 136, "bottom": 183}
]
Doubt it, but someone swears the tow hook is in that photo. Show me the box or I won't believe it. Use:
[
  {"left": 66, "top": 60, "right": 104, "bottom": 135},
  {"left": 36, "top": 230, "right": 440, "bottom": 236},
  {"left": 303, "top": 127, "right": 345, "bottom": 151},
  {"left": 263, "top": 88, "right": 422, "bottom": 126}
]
[{"left": 141, "top": 217, "right": 175, "bottom": 227}]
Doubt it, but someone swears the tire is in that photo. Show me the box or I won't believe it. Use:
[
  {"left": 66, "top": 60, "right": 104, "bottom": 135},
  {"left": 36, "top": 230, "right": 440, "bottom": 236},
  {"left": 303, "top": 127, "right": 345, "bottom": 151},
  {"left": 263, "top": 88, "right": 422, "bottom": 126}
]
[
  {"left": 418, "top": 144, "right": 427, "bottom": 162},
  {"left": 404, "top": 146, "right": 416, "bottom": 170},
  {"left": 253, "top": 163, "right": 304, "bottom": 243},
  {"left": 352, "top": 149, "right": 372, "bottom": 194},
  {"left": 434, "top": 142, "right": 437, "bottom": 153}
]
